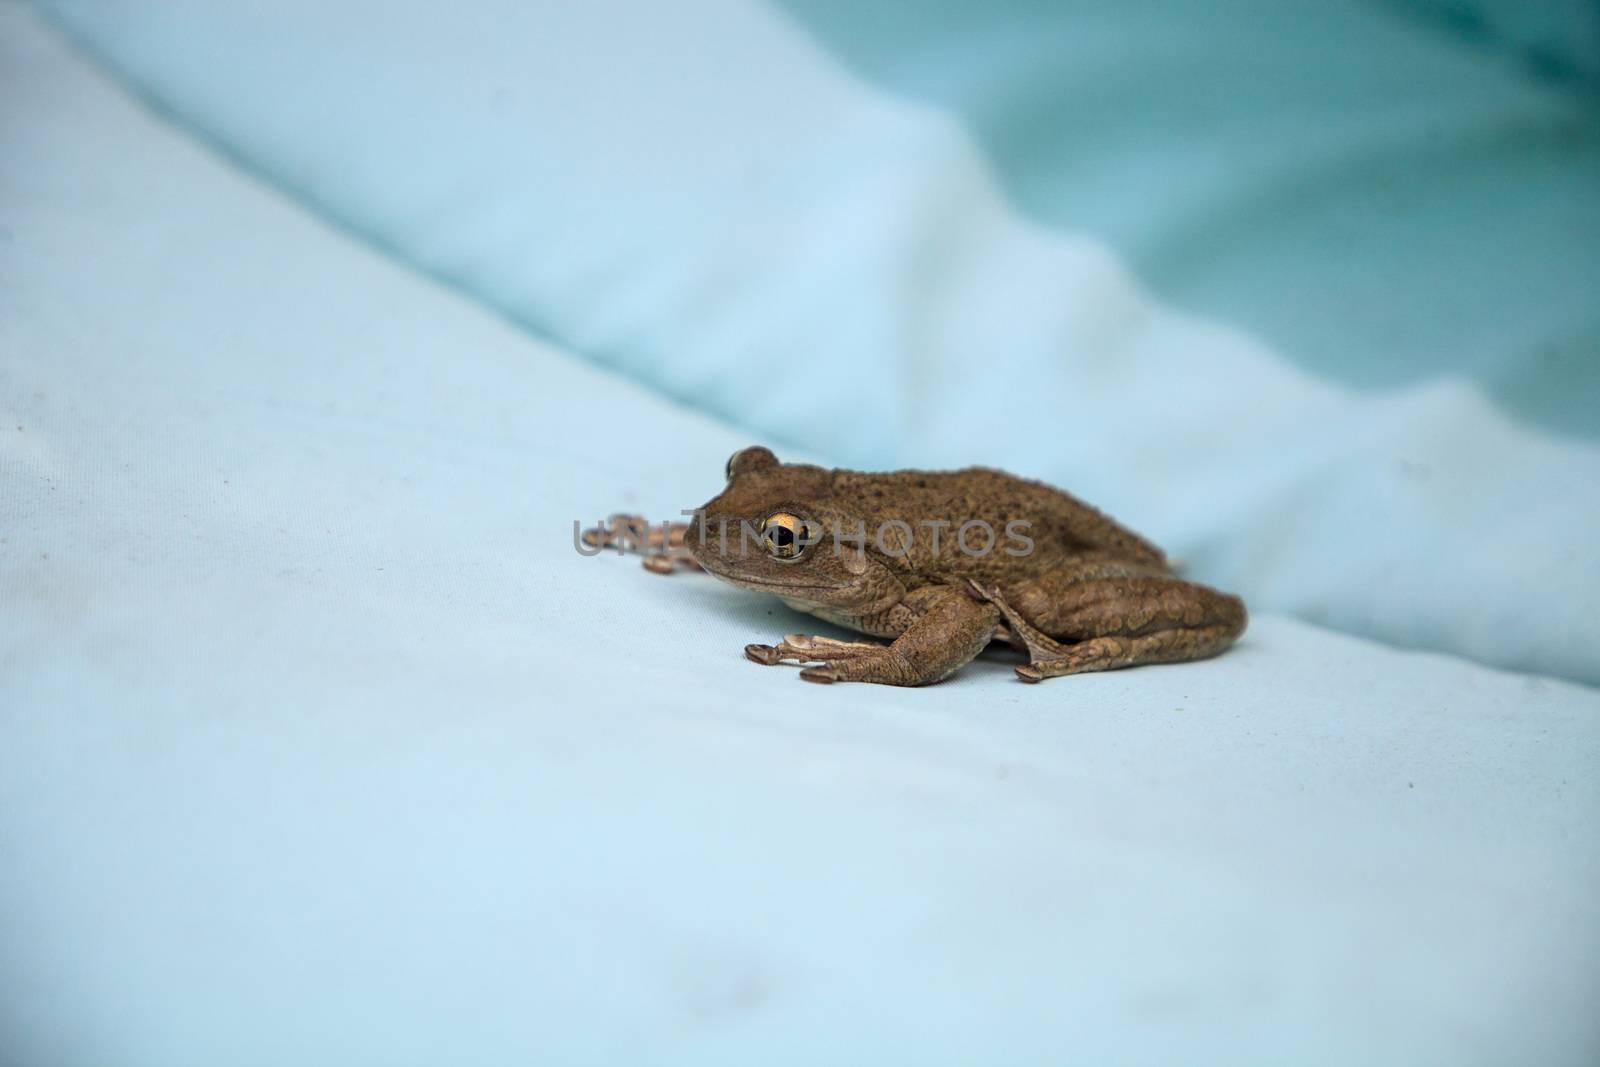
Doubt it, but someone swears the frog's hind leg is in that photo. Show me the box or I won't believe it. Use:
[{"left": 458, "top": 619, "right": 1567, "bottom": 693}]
[
  {"left": 1010, "top": 624, "right": 1243, "bottom": 683},
  {"left": 970, "top": 577, "right": 1245, "bottom": 684}
]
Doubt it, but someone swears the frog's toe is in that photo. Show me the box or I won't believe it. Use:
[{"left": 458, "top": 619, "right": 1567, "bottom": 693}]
[
  {"left": 746, "top": 634, "right": 890, "bottom": 673},
  {"left": 745, "top": 639, "right": 824, "bottom": 665},
  {"left": 783, "top": 633, "right": 861, "bottom": 651},
  {"left": 586, "top": 515, "right": 698, "bottom": 573},
  {"left": 745, "top": 643, "right": 783, "bottom": 665},
  {"left": 799, "top": 667, "right": 842, "bottom": 684}
]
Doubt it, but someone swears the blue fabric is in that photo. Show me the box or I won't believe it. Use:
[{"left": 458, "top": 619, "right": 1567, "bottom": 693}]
[
  {"left": 5, "top": 6, "right": 1600, "bottom": 1064},
  {"left": 1379, "top": 0, "right": 1600, "bottom": 88},
  {"left": 37, "top": 0, "right": 1600, "bottom": 685},
  {"left": 779, "top": 0, "right": 1600, "bottom": 435}
]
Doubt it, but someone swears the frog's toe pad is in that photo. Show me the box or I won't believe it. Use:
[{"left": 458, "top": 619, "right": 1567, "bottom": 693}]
[
  {"left": 1016, "top": 657, "right": 1089, "bottom": 682},
  {"left": 799, "top": 667, "right": 841, "bottom": 684},
  {"left": 745, "top": 643, "right": 783, "bottom": 665}
]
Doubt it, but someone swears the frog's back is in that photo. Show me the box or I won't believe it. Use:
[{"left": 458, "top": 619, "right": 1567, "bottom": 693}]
[{"left": 828, "top": 465, "right": 1167, "bottom": 571}]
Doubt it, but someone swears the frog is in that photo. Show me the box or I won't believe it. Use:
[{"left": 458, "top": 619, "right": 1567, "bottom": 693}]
[{"left": 585, "top": 446, "right": 1246, "bottom": 686}]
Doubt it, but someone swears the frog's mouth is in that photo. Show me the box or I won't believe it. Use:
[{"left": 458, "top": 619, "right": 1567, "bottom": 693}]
[
  {"left": 707, "top": 571, "right": 839, "bottom": 594},
  {"left": 739, "top": 579, "right": 835, "bottom": 594},
  {"left": 690, "top": 553, "right": 839, "bottom": 595}
]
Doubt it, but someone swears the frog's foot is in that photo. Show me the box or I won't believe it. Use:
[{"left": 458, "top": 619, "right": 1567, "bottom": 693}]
[
  {"left": 581, "top": 514, "right": 700, "bottom": 573},
  {"left": 966, "top": 577, "right": 1245, "bottom": 683},
  {"left": 1014, "top": 626, "right": 1241, "bottom": 683},
  {"left": 744, "top": 633, "right": 892, "bottom": 684}
]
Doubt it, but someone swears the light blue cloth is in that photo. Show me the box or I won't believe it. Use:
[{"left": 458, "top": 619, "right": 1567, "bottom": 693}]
[
  {"left": 38, "top": 0, "right": 1600, "bottom": 685},
  {"left": 3, "top": 7, "right": 1600, "bottom": 1064}
]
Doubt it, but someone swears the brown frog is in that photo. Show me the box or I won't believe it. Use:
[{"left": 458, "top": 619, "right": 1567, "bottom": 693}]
[{"left": 587, "top": 446, "right": 1245, "bottom": 686}]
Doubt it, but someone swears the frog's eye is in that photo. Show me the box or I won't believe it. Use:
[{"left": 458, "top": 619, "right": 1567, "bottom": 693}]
[{"left": 760, "top": 512, "right": 815, "bottom": 562}]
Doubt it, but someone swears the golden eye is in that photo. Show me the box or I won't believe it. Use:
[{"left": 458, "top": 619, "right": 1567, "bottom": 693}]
[{"left": 760, "top": 512, "right": 813, "bottom": 561}]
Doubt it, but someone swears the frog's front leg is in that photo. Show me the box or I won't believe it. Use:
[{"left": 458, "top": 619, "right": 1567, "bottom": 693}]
[
  {"left": 581, "top": 514, "right": 700, "bottom": 573},
  {"left": 744, "top": 586, "right": 1000, "bottom": 686},
  {"left": 970, "top": 575, "right": 1245, "bottom": 683}
]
